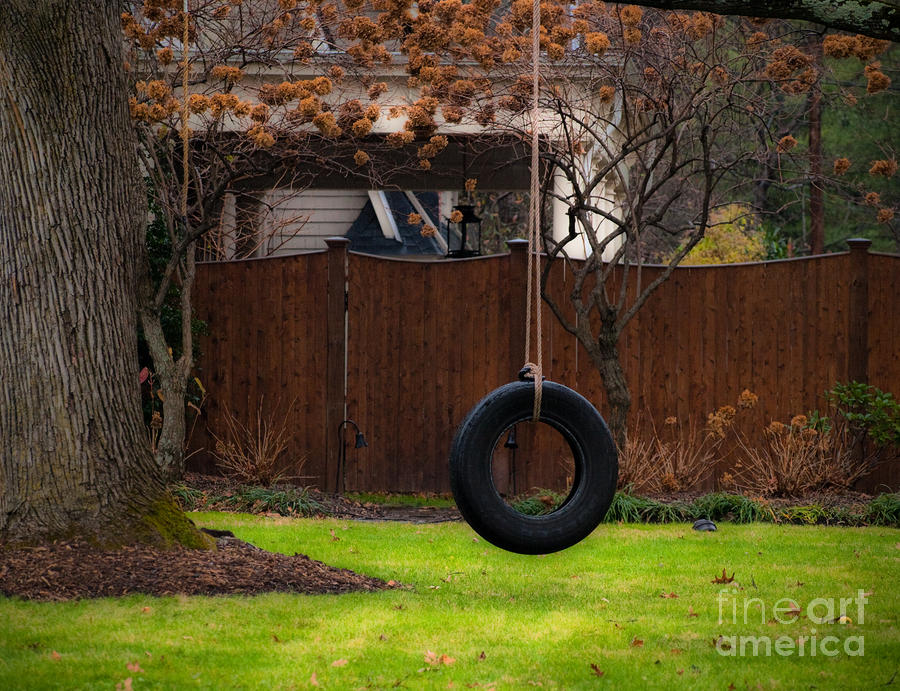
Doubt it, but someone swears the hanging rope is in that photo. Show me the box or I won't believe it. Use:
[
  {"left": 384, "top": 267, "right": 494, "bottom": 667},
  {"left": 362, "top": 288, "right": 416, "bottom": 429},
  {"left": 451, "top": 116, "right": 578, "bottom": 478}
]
[
  {"left": 181, "top": 1, "right": 190, "bottom": 224},
  {"left": 522, "top": 0, "right": 543, "bottom": 421}
]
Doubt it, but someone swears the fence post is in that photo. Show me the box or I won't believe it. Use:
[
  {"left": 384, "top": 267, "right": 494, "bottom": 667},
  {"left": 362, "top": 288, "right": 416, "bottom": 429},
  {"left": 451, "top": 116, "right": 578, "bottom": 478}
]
[
  {"left": 507, "top": 239, "right": 529, "bottom": 373},
  {"left": 325, "top": 237, "right": 350, "bottom": 493},
  {"left": 847, "top": 238, "right": 872, "bottom": 385}
]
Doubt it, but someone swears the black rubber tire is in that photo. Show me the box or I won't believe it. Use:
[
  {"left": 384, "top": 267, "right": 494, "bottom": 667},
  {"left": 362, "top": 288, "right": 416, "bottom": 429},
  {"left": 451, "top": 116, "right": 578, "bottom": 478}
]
[{"left": 450, "top": 380, "right": 618, "bottom": 554}]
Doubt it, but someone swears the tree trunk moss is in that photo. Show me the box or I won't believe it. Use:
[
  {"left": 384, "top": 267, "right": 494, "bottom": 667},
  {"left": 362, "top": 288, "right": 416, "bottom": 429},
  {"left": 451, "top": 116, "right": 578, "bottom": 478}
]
[{"left": 135, "top": 494, "right": 216, "bottom": 551}]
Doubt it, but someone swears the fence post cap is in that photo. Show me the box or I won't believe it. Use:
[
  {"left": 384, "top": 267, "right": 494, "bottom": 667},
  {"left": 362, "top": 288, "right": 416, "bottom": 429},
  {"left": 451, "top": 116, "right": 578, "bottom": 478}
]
[
  {"left": 507, "top": 238, "right": 529, "bottom": 251},
  {"left": 325, "top": 236, "right": 352, "bottom": 249},
  {"left": 846, "top": 237, "right": 872, "bottom": 252}
]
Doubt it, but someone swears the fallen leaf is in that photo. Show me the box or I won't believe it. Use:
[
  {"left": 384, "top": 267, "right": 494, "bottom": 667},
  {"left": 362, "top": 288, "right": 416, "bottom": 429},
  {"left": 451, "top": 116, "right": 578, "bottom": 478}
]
[
  {"left": 785, "top": 601, "right": 802, "bottom": 619},
  {"left": 141, "top": 606, "right": 152, "bottom": 614},
  {"left": 330, "top": 529, "right": 340, "bottom": 542},
  {"left": 387, "top": 580, "right": 398, "bottom": 587},
  {"left": 630, "top": 637, "right": 644, "bottom": 648},
  {"left": 590, "top": 663, "right": 604, "bottom": 677},
  {"left": 126, "top": 662, "right": 143, "bottom": 673},
  {"left": 670, "top": 648, "right": 684, "bottom": 655},
  {"left": 712, "top": 569, "right": 735, "bottom": 584},
  {"left": 688, "top": 606, "right": 698, "bottom": 618},
  {"left": 50, "top": 651, "right": 61, "bottom": 661},
  {"left": 424, "top": 650, "right": 455, "bottom": 666},
  {"left": 728, "top": 684, "right": 736, "bottom": 690},
  {"left": 115, "top": 679, "right": 133, "bottom": 691},
  {"left": 478, "top": 651, "right": 486, "bottom": 660},
  {"left": 660, "top": 592, "right": 679, "bottom": 599},
  {"left": 331, "top": 658, "right": 348, "bottom": 667},
  {"left": 380, "top": 634, "right": 388, "bottom": 641},
  {"left": 677, "top": 669, "right": 684, "bottom": 676},
  {"left": 712, "top": 635, "right": 732, "bottom": 650},
  {"left": 310, "top": 672, "right": 319, "bottom": 687}
]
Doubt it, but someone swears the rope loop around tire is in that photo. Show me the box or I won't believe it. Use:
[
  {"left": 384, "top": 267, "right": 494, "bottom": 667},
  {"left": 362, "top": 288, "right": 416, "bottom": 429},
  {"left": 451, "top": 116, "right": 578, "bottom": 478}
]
[{"left": 450, "top": 381, "right": 618, "bottom": 554}]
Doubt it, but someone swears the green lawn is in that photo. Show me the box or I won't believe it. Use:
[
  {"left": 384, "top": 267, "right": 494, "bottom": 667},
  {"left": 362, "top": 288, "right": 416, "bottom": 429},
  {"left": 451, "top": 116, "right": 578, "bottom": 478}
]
[{"left": 1, "top": 515, "right": 898, "bottom": 690}]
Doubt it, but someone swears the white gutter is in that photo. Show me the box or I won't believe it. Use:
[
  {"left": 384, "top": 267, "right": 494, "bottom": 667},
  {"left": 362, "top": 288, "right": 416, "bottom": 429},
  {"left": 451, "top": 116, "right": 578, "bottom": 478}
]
[{"left": 368, "top": 190, "right": 401, "bottom": 242}]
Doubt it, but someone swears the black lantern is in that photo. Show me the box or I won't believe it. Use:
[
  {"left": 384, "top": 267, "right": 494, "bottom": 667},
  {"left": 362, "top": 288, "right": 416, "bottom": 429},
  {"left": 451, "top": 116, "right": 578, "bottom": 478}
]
[{"left": 446, "top": 203, "right": 482, "bottom": 258}]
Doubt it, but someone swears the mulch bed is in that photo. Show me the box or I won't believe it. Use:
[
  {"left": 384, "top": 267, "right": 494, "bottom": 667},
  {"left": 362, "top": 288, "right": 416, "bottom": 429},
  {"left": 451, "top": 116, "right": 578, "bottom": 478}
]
[{"left": 0, "top": 535, "right": 392, "bottom": 602}]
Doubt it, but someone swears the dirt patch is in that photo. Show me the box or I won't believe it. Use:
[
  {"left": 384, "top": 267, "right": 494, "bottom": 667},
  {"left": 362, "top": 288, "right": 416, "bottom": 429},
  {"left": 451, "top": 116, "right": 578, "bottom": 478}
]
[
  {"left": 0, "top": 535, "right": 391, "bottom": 602},
  {"left": 368, "top": 505, "right": 461, "bottom": 523}
]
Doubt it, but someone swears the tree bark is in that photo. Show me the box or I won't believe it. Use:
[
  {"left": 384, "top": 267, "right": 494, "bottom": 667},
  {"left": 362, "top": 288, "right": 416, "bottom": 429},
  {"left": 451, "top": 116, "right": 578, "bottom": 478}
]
[
  {"left": 631, "top": 0, "right": 899, "bottom": 42},
  {"left": 0, "top": 1, "right": 209, "bottom": 547},
  {"left": 808, "top": 38, "right": 825, "bottom": 256},
  {"left": 589, "top": 339, "right": 632, "bottom": 451},
  {"left": 137, "top": 264, "right": 191, "bottom": 483}
]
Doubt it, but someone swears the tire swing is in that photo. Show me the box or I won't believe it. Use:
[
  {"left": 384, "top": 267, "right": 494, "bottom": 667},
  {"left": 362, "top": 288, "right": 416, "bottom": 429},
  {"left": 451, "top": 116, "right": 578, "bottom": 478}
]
[
  {"left": 449, "top": 378, "right": 618, "bottom": 555},
  {"left": 449, "top": 0, "right": 617, "bottom": 555}
]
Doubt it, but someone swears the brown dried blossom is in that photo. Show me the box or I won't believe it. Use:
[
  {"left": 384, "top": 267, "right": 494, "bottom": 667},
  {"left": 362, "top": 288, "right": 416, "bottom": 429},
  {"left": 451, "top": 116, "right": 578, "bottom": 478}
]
[{"left": 833, "top": 157, "right": 851, "bottom": 175}]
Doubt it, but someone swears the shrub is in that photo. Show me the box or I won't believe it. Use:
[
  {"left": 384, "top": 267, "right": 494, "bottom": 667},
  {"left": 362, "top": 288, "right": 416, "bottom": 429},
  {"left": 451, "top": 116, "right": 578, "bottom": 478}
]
[
  {"left": 727, "top": 418, "right": 851, "bottom": 496},
  {"left": 509, "top": 489, "right": 566, "bottom": 515},
  {"left": 826, "top": 381, "right": 900, "bottom": 449},
  {"left": 618, "top": 413, "right": 721, "bottom": 493},
  {"left": 863, "top": 493, "right": 900, "bottom": 526},
  {"left": 210, "top": 397, "right": 303, "bottom": 486},
  {"left": 690, "top": 492, "right": 768, "bottom": 523}
]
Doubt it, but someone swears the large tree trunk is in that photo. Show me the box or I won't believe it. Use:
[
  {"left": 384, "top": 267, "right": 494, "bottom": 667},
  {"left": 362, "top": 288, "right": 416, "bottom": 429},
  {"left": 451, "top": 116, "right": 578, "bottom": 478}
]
[
  {"left": 0, "top": 1, "right": 210, "bottom": 547},
  {"left": 631, "top": 0, "right": 899, "bottom": 42}
]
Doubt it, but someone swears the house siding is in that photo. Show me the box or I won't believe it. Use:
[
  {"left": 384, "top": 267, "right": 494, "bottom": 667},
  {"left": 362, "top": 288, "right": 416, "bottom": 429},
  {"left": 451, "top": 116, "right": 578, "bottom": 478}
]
[{"left": 265, "top": 188, "right": 369, "bottom": 254}]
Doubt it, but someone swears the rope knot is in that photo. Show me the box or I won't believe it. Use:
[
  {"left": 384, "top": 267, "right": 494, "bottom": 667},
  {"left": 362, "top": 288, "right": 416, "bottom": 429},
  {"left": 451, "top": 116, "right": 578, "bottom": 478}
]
[{"left": 519, "top": 362, "right": 544, "bottom": 421}]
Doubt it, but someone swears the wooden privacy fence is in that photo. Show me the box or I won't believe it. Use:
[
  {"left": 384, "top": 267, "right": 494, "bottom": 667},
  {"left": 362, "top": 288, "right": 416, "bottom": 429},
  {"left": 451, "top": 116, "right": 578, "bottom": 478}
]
[{"left": 189, "top": 239, "right": 900, "bottom": 493}]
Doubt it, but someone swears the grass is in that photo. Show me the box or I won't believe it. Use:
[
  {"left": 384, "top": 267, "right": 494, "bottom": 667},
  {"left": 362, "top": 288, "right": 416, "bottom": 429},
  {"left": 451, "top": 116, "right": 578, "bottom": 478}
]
[
  {"left": 343, "top": 492, "right": 457, "bottom": 509},
  {"left": 2, "top": 517, "right": 897, "bottom": 690}
]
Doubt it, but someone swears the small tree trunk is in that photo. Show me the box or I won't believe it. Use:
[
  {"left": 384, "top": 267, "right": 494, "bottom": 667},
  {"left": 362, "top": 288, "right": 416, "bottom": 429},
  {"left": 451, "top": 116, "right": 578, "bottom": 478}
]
[
  {"left": 589, "top": 339, "right": 632, "bottom": 450},
  {"left": 137, "top": 319, "right": 189, "bottom": 482},
  {"left": 807, "top": 38, "right": 825, "bottom": 255},
  {"left": 138, "top": 273, "right": 189, "bottom": 482},
  {"left": 0, "top": 1, "right": 209, "bottom": 547}
]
